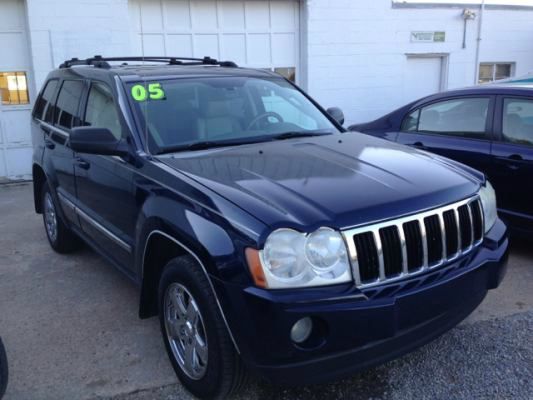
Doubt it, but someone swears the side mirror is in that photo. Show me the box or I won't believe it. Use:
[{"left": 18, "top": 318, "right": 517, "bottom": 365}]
[
  {"left": 70, "top": 127, "right": 128, "bottom": 156},
  {"left": 327, "top": 107, "right": 344, "bottom": 126}
]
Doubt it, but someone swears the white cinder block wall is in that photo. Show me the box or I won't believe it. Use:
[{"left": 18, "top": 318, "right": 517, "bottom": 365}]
[
  {"left": 23, "top": 0, "right": 533, "bottom": 126},
  {"left": 2, "top": 0, "right": 531, "bottom": 181},
  {"left": 25, "top": 0, "right": 131, "bottom": 90},
  {"left": 304, "top": 0, "right": 533, "bottom": 125}
]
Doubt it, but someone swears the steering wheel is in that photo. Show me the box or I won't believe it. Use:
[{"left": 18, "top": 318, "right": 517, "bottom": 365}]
[{"left": 247, "top": 112, "right": 284, "bottom": 130}]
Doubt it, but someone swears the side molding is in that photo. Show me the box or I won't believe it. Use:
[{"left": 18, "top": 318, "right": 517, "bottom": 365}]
[{"left": 142, "top": 230, "right": 240, "bottom": 354}]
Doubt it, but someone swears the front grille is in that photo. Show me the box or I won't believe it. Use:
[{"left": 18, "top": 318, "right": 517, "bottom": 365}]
[{"left": 343, "top": 197, "right": 484, "bottom": 287}]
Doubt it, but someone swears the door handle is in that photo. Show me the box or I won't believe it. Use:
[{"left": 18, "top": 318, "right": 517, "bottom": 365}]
[
  {"left": 44, "top": 139, "right": 55, "bottom": 150},
  {"left": 412, "top": 141, "right": 428, "bottom": 150},
  {"left": 75, "top": 157, "right": 90, "bottom": 170},
  {"left": 495, "top": 154, "right": 522, "bottom": 170}
]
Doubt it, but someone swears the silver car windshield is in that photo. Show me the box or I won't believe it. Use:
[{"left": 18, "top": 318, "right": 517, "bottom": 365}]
[{"left": 128, "top": 76, "right": 340, "bottom": 154}]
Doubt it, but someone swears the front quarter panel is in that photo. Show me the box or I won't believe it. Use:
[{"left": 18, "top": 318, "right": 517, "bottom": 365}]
[{"left": 133, "top": 158, "right": 266, "bottom": 285}]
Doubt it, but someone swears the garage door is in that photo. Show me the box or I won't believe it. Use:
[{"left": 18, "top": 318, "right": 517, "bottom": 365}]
[
  {"left": 0, "top": 0, "right": 33, "bottom": 181},
  {"left": 129, "top": 0, "right": 300, "bottom": 83}
]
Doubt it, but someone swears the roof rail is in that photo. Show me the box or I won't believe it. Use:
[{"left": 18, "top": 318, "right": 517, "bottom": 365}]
[{"left": 59, "top": 55, "right": 238, "bottom": 69}]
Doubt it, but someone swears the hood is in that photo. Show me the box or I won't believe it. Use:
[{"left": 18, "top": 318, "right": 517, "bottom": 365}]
[{"left": 158, "top": 132, "right": 481, "bottom": 232}]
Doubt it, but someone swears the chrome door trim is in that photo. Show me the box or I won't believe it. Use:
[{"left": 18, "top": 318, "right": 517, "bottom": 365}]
[
  {"left": 57, "top": 191, "right": 76, "bottom": 211},
  {"left": 77, "top": 207, "right": 132, "bottom": 253},
  {"left": 142, "top": 230, "right": 240, "bottom": 354},
  {"left": 57, "top": 191, "right": 132, "bottom": 253},
  {"left": 39, "top": 120, "right": 69, "bottom": 138}
]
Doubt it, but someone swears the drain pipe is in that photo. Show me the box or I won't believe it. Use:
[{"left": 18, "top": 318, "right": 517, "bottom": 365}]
[{"left": 473, "top": 0, "right": 486, "bottom": 85}]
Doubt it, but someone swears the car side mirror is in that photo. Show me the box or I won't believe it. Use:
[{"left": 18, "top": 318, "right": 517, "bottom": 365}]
[
  {"left": 327, "top": 107, "right": 344, "bottom": 126},
  {"left": 70, "top": 127, "right": 128, "bottom": 156}
]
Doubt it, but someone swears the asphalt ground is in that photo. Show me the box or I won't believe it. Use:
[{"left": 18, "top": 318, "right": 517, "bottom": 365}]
[{"left": 0, "top": 183, "right": 531, "bottom": 400}]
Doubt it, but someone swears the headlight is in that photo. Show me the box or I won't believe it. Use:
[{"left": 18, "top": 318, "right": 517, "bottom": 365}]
[
  {"left": 256, "top": 228, "right": 352, "bottom": 289},
  {"left": 479, "top": 180, "right": 497, "bottom": 234}
]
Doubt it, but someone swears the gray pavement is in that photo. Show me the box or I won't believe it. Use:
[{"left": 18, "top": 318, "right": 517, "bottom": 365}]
[{"left": 0, "top": 183, "right": 532, "bottom": 400}]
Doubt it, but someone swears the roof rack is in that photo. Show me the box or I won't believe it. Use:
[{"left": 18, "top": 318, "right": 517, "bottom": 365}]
[{"left": 59, "top": 55, "right": 238, "bottom": 69}]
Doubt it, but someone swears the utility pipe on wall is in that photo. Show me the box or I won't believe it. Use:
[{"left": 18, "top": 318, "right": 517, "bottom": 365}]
[{"left": 473, "top": 0, "right": 486, "bottom": 85}]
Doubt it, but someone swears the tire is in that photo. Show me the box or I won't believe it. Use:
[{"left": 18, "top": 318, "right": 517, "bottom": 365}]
[
  {"left": 0, "top": 337, "right": 7, "bottom": 399},
  {"left": 41, "top": 183, "right": 81, "bottom": 253},
  {"left": 158, "top": 256, "right": 246, "bottom": 399}
]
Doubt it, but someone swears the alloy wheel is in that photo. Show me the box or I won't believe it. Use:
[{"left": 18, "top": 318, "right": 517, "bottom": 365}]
[
  {"left": 44, "top": 192, "right": 58, "bottom": 243},
  {"left": 164, "top": 283, "right": 208, "bottom": 380}
]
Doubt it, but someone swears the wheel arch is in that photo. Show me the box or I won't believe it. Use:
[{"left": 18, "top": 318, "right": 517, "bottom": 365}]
[
  {"left": 139, "top": 229, "right": 240, "bottom": 353},
  {"left": 32, "top": 163, "right": 47, "bottom": 214}
]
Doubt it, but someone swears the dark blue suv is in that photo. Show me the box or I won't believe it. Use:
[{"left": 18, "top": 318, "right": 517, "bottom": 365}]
[
  {"left": 31, "top": 56, "right": 508, "bottom": 399},
  {"left": 350, "top": 82, "right": 533, "bottom": 236}
]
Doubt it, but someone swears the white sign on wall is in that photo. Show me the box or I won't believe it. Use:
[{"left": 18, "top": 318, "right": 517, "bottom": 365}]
[{"left": 411, "top": 31, "right": 446, "bottom": 43}]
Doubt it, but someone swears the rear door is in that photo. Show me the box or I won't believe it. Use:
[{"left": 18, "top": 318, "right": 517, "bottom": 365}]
[
  {"left": 35, "top": 79, "right": 86, "bottom": 226},
  {"left": 396, "top": 96, "right": 494, "bottom": 174},
  {"left": 490, "top": 95, "right": 533, "bottom": 231}
]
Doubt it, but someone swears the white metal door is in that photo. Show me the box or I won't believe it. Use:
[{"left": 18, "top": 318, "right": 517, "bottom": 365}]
[
  {"left": 0, "top": 0, "right": 33, "bottom": 181},
  {"left": 404, "top": 56, "right": 447, "bottom": 104},
  {"left": 129, "top": 0, "right": 300, "bottom": 83}
]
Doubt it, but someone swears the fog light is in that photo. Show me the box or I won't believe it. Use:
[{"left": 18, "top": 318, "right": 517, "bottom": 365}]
[{"left": 290, "top": 317, "right": 313, "bottom": 344}]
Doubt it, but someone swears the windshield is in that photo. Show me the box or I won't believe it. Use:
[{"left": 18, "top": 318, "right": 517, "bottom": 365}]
[{"left": 127, "top": 76, "right": 340, "bottom": 154}]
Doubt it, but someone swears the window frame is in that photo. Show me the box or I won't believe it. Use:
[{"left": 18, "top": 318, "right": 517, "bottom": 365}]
[
  {"left": 400, "top": 95, "right": 496, "bottom": 142},
  {"left": 52, "top": 79, "right": 86, "bottom": 131},
  {"left": 479, "top": 62, "right": 515, "bottom": 84},
  {"left": 32, "top": 78, "right": 59, "bottom": 122},
  {"left": 494, "top": 94, "right": 533, "bottom": 148},
  {"left": 81, "top": 79, "right": 127, "bottom": 141},
  {"left": 0, "top": 71, "right": 31, "bottom": 106}
]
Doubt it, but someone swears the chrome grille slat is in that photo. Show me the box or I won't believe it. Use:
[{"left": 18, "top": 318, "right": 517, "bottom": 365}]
[
  {"left": 418, "top": 217, "right": 429, "bottom": 270},
  {"left": 438, "top": 212, "right": 447, "bottom": 261},
  {"left": 398, "top": 224, "right": 409, "bottom": 274},
  {"left": 343, "top": 196, "right": 483, "bottom": 289},
  {"left": 467, "top": 203, "right": 475, "bottom": 249},
  {"left": 373, "top": 229, "right": 386, "bottom": 281},
  {"left": 454, "top": 208, "right": 462, "bottom": 251}
]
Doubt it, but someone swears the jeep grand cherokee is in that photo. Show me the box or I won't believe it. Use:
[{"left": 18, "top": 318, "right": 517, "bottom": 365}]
[{"left": 31, "top": 56, "right": 508, "bottom": 399}]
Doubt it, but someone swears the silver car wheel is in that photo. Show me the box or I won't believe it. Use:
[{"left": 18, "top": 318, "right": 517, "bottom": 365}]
[
  {"left": 164, "top": 283, "right": 208, "bottom": 380},
  {"left": 44, "top": 192, "right": 58, "bottom": 243}
]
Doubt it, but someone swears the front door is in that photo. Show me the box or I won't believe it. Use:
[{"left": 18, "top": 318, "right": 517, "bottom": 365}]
[
  {"left": 490, "top": 96, "right": 533, "bottom": 232},
  {"left": 74, "top": 81, "right": 137, "bottom": 272},
  {"left": 397, "top": 96, "right": 494, "bottom": 174}
]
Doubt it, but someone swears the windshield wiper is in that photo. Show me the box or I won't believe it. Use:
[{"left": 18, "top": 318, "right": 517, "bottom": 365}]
[
  {"left": 157, "top": 131, "right": 335, "bottom": 154},
  {"left": 158, "top": 139, "right": 259, "bottom": 154},
  {"left": 271, "top": 131, "right": 333, "bottom": 141}
]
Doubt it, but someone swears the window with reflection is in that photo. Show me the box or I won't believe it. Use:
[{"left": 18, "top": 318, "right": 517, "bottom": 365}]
[
  {"left": 401, "top": 98, "right": 490, "bottom": 139},
  {"left": 0, "top": 71, "right": 30, "bottom": 105},
  {"left": 503, "top": 98, "right": 533, "bottom": 146}
]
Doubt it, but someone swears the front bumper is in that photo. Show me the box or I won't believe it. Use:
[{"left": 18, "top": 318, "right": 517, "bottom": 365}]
[{"left": 212, "top": 219, "right": 509, "bottom": 385}]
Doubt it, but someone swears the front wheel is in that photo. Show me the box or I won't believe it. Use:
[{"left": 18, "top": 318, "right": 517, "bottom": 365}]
[{"left": 158, "top": 256, "right": 246, "bottom": 399}]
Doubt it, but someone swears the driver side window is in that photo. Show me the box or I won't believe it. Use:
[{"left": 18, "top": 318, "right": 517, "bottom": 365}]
[
  {"left": 84, "top": 82, "right": 123, "bottom": 139},
  {"left": 260, "top": 91, "right": 317, "bottom": 130}
]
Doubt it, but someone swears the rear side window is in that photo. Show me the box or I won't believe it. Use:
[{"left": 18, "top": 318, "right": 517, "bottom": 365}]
[
  {"left": 401, "top": 109, "right": 420, "bottom": 132},
  {"left": 83, "top": 82, "right": 123, "bottom": 139},
  {"left": 402, "top": 98, "right": 490, "bottom": 139},
  {"left": 54, "top": 80, "right": 84, "bottom": 129},
  {"left": 502, "top": 98, "right": 533, "bottom": 147},
  {"left": 33, "top": 80, "right": 58, "bottom": 122}
]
